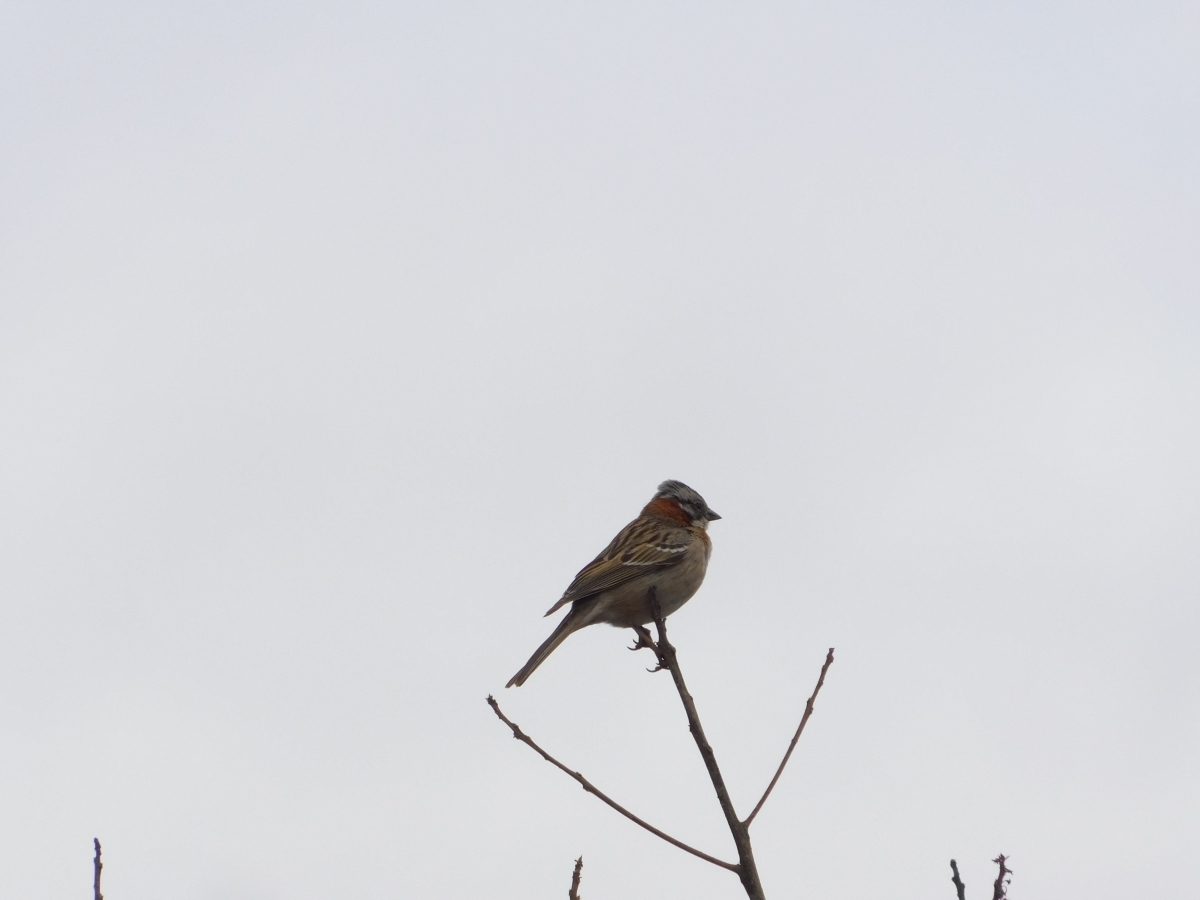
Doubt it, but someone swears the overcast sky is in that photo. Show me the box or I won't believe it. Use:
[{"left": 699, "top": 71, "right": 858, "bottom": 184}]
[{"left": 2, "top": 2, "right": 1198, "bottom": 898}]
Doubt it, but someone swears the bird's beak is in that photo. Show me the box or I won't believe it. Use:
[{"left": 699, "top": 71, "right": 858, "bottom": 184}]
[{"left": 706, "top": 510, "right": 721, "bottom": 521}]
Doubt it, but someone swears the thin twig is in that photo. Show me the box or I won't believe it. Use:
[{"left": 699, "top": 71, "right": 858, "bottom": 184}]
[
  {"left": 93, "top": 839, "right": 103, "bottom": 900},
  {"left": 568, "top": 856, "right": 583, "bottom": 900},
  {"left": 950, "top": 859, "right": 966, "bottom": 900},
  {"left": 743, "top": 647, "right": 835, "bottom": 828},
  {"left": 649, "top": 589, "right": 765, "bottom": 900},
  {"left": 991, "top": 855, "right": 1011, "bottom": 900},
  {"left": 486, "top": 695, "right": 738, "bottom": 872}
]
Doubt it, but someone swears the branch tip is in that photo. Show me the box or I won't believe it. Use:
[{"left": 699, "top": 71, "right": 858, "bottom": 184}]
[
  {"left": 950, "top": 859, "right": 966, "bottom": 900},
  {"left": 743, "top": 646, "right": 835, "bottom": 828},
  {"left": 991, "top": 854, "right": 1012, "bottom": 900},
  {"left": 568, "top": 856, "right": 583, "bottom": 900},
  {"left": 93, "top": 838, "right": 104, "bottom": 900}
]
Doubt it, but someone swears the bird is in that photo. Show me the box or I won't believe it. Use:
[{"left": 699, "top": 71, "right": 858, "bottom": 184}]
[{"left": 506, "top": 479, "right": 720, "bottom": 688}]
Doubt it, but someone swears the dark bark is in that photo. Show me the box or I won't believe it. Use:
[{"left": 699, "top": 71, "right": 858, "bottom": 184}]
[
  {"left": 568, "top": 856, "right": 583, "bottom": 900},
  {"left": 93, "top": 839, "right": 103, "bottom": 900},
  {"left": 950, "top": 859, "right": 966, "bottom": 900},
  {"left": 649, "top": 589, "right": 766, "bottom": 900}
]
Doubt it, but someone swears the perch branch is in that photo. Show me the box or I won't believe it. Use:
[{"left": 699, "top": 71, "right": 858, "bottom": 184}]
[
  {"left": 568, "top": 856, "right": 583, "bottom": 900},
  {"left": 743, "top": 647, "right": 835, "bottom": 828},
  {"left": 950, "top": 859, "right": 966, "bottom": 900},
  {"left": 649, "top": 589, "right": 766, "bottom": 900},
  {"left": 487, "top": 695, "right": 737, "bottom": 872}
]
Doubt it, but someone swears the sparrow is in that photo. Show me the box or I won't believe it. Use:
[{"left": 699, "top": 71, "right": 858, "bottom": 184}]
[{"left": 506, "top": 480, "right": 720, "bottom": 688}]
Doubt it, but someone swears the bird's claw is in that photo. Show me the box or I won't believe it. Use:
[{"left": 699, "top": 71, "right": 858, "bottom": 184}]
[
  {"left": 629, "top": 626, "right": 669, "bottom": 671},
  {"left": 628, "top": 625, "right": 656, "bottom": 652}
]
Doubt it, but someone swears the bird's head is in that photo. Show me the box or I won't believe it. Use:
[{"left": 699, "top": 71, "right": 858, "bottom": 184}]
[{"left": 654, "top": 480, "right": 721, "bottom": 528}]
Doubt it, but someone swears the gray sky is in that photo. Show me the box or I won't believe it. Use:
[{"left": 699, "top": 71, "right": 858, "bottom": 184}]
[{"left": 2, "top": 2, "right": 1198, "bottom": 898}]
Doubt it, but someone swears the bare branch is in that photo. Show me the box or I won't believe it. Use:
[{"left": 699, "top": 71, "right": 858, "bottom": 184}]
[
  {"left": 991, "top": 855, "right": 1011, "bottom": 900},
  {"left": 568, "top": 856, "right": 583, "bottom": 900},
  {"left": 93, "top": 839, "right": 103, "bottom": 900},
  {"left": 648, "top": 589, "right": 765, "bottom": 900},
  {"left": 950, "top": 859, "right": 966, "bottom": 900},
  {"left": 486, "top": 695, "right": 738, "bottom": 872},
  {"left": 743, "top": 647, "right": 835, "bottom": 828}
]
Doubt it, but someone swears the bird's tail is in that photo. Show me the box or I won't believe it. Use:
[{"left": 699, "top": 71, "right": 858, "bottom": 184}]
[{"left": 506, "top": 609, "right": 582, "bottom": 688}]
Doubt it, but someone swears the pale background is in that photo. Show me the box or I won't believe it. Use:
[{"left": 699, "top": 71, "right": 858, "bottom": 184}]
[{"left": 1, "top": 2, "right": 1197, "bottom": 898}]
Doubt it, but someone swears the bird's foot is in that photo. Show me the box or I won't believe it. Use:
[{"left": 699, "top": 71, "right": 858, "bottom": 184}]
[
  {"left": 628, "top": 625, "right": 655, "bottom": 653},
  {"left": 628, "top": 625, "right": 669, "bottom": 672}
]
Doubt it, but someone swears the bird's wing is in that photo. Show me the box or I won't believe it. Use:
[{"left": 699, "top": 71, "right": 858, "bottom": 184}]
[{"left": 543, "top": 518, "right": 692, "bottom": 616}]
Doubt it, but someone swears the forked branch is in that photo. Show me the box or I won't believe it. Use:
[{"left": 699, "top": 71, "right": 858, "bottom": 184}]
[
  {"left": 743, "top": 647, "right": 835, "bottom": 828},
  {"left": 492, "top": 587, "right": 835, "bottom": 900},
  {"left": 648, "top": 590, "right": 766, "bottom": 900},
  {"left": 486, "top": 696, "right": 737, "bottom": 872}
]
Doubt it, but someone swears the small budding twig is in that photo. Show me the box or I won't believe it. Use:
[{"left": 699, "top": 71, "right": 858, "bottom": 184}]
[
  {"left": 93, "top": 839, "right": 103, "bottom": 900},
  {"left": 486, "top": 696, "right": 737, "bottom": 871},
  {"left": 568, "top": 856, "right": 583, "bottom": 900},
  {"left": 950, "top": 859, "right": 966, "bottom": 900},
  {"left": 743, "top": 647, "right": 835, "bottom": 828},
  {"left": 991, "top": 855, "right": 1011, "bottom": 900}
]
